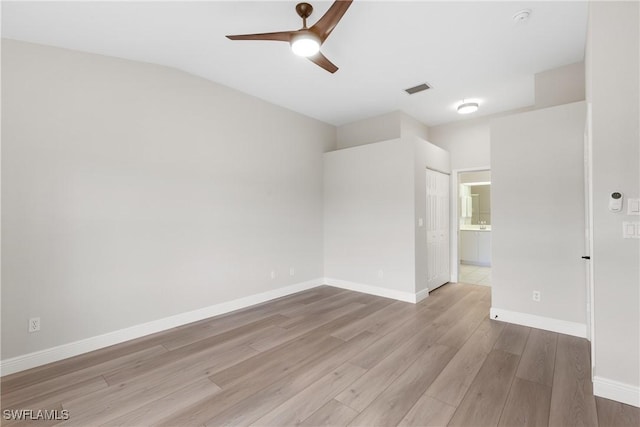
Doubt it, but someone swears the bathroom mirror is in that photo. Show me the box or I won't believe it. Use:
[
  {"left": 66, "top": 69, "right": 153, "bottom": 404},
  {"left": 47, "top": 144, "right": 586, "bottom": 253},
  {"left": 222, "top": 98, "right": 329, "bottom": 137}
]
[{"left": 460, "top": 183, "right": 491, "bottom": 225}]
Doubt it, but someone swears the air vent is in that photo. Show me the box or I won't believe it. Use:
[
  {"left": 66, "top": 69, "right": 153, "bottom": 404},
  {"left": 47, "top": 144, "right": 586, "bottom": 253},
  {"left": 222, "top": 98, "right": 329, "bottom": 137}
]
[{"left": 404, "top": 83, "right": 431, "bottom": 95}]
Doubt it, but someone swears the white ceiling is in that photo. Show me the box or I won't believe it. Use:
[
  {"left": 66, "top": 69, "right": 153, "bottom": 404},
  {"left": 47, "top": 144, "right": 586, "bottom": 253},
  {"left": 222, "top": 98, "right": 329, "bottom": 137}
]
[{"left": 1, "top": 1, "right": 588, "bottom": 126}]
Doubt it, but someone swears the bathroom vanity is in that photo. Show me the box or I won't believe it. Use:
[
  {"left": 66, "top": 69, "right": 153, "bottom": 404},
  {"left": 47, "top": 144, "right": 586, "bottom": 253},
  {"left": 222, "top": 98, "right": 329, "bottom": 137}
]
[{"left": 459, "top": 225, "right": 491, "bottom": 266}]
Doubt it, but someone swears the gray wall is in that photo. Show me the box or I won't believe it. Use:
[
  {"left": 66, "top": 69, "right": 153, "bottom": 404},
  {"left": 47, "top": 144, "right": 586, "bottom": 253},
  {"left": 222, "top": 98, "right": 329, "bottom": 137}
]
[
  {"left": 336, "top": 112, "right": 429, "bottom": 150},
  {"left": 324, "top": 137, "right": 449, "bottom": 296},
  {"left": 586, "top": 1, "right": 639, "bottom": 397},
  {"left": 491, "top": 101, "right": 587, "bottom": 326},
  {"left": 1, "top": 40, "right": 336, "bottom": 359},
  {"left": 324, "top": 139, "right": 416, "bottom": 293},
  {"left": 429, "top": 117, "right": 492, "bottom": 171},
  {"left": 535, "top": 62, "right": 585, "bottom": 109}
]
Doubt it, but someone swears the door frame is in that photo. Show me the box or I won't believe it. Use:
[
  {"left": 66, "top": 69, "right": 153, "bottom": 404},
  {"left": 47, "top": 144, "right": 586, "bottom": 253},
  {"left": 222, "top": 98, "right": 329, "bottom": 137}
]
[
  {"left": 450, "top": 166, "right": 491, "bottom": 283},
  {"left": 585, "top": 102, "right": 595, "bottom": 369}
]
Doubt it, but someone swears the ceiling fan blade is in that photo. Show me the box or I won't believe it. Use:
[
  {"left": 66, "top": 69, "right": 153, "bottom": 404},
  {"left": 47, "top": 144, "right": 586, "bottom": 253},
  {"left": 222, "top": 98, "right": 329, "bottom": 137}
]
[
  {"left": 226, "top": 31, "right": 293, "bottom": 42},
  {"left": 308, "top": 52, "right": 338, "bottom": 73},
  {"left": 310, "top": 0, "right": 353, "bottom": 42}
]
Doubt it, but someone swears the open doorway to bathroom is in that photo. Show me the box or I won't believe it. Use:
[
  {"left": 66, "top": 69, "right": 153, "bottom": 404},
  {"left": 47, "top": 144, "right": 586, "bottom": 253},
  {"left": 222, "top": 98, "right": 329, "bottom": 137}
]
[{"left": 458, "top": 170, "right": 491, "bottom": 286}]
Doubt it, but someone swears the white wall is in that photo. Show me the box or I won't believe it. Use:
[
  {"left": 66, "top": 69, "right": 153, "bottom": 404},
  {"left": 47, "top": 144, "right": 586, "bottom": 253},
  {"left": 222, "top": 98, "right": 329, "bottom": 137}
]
[
  {"left": 401, "top": 115, "right": 430, "bottom": 142},
  {"left": 490, "top": 102, "right": 587, "bottom": 331},
  {"left": 459, "top": 170, "right": 491, "bottom": 184},
  {"left": 336, "top": 112, "right": 403, "bottom": 149},
  {"left": 586, "top": 1, "right": 639, "bottom": 405},
  {"left": 1, "top": 40, "right": 335, "bottom": 360},
  {"left": 535, "top": 62, "right": 585, "bottom": 109},
  {"left": 428, "top": 117, "right": 492, "bottom": 171},
  {"left": 324, "top": 139, "right": 416, "bottom": 295},
  {"left": 336, "top": 111, "right": 429, "bottom": 150}
]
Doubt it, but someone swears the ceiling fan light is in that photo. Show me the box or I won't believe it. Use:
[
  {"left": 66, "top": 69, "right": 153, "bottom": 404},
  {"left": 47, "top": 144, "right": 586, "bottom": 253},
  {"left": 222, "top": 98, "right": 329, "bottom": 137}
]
[
  {"left": 457, "top": 102, "right": 479, "bottom": 114},
  {"left": 290, "top": 32, "right": 320, "bottom": 57}
]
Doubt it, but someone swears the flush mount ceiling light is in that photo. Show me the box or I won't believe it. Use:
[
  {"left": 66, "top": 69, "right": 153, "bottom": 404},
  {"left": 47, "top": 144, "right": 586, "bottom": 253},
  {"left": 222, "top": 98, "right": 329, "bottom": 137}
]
[
  {"left": 290, "top": 30, "right": 321, "bottom": 57},
  {"left": 457, "top": 101, "right": 479, "bottom": 114}
]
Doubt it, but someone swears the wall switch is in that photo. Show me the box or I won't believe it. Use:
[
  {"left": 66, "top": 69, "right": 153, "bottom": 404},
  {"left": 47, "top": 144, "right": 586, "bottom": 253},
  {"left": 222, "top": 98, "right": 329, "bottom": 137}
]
[
  {"left": 289, "top": 267, "right": 295, "bottom": 276},
  {"left": 623, "top": 222, "right": 640, "bottom": 238},
  {"left": 28, "top": 317, "right": 40, "bottom": 333},
  {"left": 418, "top": 218, "right": 424, "bottom": 227},
  {"left": 628, "top": 198, "right": 640, "bottom": 215},
  {"left": 270, "top": 270, "right": 276, "bottom": 279},
  {"left": 532, "top": 291, "right": 541, "bottom": 302},
  {"left": 378, "top": 270, "right": 384, "bottom": 279}
]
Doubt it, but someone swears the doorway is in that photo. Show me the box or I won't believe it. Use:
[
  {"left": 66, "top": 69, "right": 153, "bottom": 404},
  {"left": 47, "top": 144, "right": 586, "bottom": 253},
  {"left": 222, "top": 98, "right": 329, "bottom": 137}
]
[{"left": 458, "top": 170, "right": 491, "bottom": 286}]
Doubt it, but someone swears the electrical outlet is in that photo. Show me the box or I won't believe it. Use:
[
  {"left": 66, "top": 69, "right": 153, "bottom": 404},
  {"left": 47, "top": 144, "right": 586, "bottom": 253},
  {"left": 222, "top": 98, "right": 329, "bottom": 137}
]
[
  {"left": 29, "top": 317, "right": 40, "bottom": 333},
  {"left": 289, "top": 267, "right": 295, "bottom": 276},
  {"left": 532, "top": 291, "right": 541, "bottom": 302},
  {"left": 378, "top": 270, "right": 384, "bottom": 279},
  {"left": 270, "top": 270, "right": 276, "bottom": 279}
]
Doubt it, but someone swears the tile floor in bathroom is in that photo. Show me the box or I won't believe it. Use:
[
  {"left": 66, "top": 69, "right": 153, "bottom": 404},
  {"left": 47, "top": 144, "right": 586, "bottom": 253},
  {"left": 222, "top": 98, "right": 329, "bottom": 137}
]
[{"left": 459, "top": 263, "right": 491, "bottom": 286}]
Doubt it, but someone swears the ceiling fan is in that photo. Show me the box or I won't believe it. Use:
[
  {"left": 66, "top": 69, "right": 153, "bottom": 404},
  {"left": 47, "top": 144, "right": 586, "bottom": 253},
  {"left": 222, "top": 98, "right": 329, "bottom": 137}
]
[{"left": 226, "top": 0, "right": 353, "bottom": 73}]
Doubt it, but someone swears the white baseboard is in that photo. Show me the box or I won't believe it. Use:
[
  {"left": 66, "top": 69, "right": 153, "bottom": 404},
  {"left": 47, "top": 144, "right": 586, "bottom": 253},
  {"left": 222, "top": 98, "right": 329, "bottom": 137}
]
[
  {"left": 594, "top": 376, "right": 640, "bottom": 408},
  {"left": 0, "top": 278, "right": 323, "bottom": 377},
  {"left": 324, "top": 277, "right": 427, "bottom": 304},
  {"left": 415, "top": 288, "right": 430, "bottom": 303},
  {"left": 489, "top": 307, "right": 587, "bottom": 338}
]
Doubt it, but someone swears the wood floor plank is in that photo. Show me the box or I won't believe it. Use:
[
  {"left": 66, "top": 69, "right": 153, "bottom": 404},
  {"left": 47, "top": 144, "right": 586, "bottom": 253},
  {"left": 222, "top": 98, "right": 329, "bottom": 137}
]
[
  {"left": 435, "top": 298, "right": 489, "bottom": 349},
  {"left": 549, "top": 334, "right": 598, "bottom": 427},
  {"left": 103, "top": 337, "right": 260, "bottom": 387},
  {"left": 498, "top": 377, "right": 552, "bottom": 427},
  {"left": 210, "top": 333, "right": 344, "bottom": 389},
  {"left": 300, "top": 399, "right": 359, "bottom": 427},
  {"left": 103, "top": 377, "right": 221, "bottom": 426},
  {"left": 277, "top": 289, "right": 354, "bottom": 318},
  {"left": 0, "top": 289, "right": 330, "bottom": 394},
  {"left": 0, "top": 284, "right": 607, "bottom": 427},
  {"left": 348, "top": 344, "right": 456, "bottom": 427},
  {"left": 516, "top": 328, "right": 558, "bottom": 387},
  {"left": 397, "top": 395, "right": 457, "bottom": 427},
  {"left": 60, "top": 371, "right": 222, "bottom": 426},
  {"left": 595, "top": 396, "right": 640, "bottom": 427},
  {"left": 494, "top": 323, "right": 531, "bottom": 356},
  {"left": 249, "top": 302, "right": 366, "bottom": 352},
  {"left": 103, "top": 314, "right": 284, "bottom": 385},
  {"left": 331, "top": 300, "right": 411, "bottom": 341},
  {"left": 200, "top": 332, "right": 379, "bottom": 427},
  {"left": 162, "top": 332, "right": 375, "bottom": 427},
  {"left": 348, "top": 293, "right": 482, "bottom": 371},
  {"left": 0, "top": 376, "right": 108, "bottom": 423},
  {"left": 335, "top": 326, "right": 436, "bottom": 412},
  {"left": 252, "top": 362, "right": 366, "bottom": 426},
  {"left": 363, "top": 301, "right": 422, "bottom": 335},
  {"left": 338, "top": 317, "right": 422, "bottom": 370},
  {"left": 426, "top": 318, "right": 505, "bottom": 406},
  {"left": 1, "top": 345, "right": 167, "bottom": 409},
  {"left": 418, "top": 282, "right": 470, "bottom": 313},
  {"left": 448, "top": 349, "right": 520, "bottom": 427}
]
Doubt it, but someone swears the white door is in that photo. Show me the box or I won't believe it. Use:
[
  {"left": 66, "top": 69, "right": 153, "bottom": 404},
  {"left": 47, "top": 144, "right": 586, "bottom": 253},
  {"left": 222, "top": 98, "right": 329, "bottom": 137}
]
[{"left": 426, "top": 169, "right": 450, "bottom": 291}]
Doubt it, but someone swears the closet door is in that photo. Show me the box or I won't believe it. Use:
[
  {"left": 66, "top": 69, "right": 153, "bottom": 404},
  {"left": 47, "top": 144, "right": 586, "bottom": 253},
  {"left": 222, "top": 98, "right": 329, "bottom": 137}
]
[{"left": 426, "top": 169, "right": 450, "bottom": 291}]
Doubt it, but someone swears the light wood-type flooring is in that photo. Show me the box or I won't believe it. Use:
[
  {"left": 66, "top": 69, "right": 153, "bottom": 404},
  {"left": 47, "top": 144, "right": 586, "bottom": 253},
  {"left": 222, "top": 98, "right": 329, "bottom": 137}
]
[{"left": 2, "top": 283, "right": 639, "bottom": 426}]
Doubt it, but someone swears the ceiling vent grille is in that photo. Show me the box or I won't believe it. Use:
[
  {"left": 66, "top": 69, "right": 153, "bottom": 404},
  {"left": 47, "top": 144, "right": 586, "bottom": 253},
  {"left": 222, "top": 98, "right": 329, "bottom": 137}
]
[{"left": 404, "top": 83, "right": 431, "bottom": 95}]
